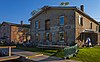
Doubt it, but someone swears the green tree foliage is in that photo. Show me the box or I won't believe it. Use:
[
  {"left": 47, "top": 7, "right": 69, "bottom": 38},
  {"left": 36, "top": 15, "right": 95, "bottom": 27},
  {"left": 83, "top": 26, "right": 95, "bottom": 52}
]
[
  {"left": 60, "top": 2, "right": 69, "bottom": 6},
  {"left": 31, "top": 8, "right": 42, "bottom": 16},
  {"left": 60, "top": 2, "right": 65, "bottom": 5},
  {"left": 31, "top": 10, "right": 38, "bottom": 16},
  {"left": 65, "top": 2, "right": 69, "bottom": 5}
]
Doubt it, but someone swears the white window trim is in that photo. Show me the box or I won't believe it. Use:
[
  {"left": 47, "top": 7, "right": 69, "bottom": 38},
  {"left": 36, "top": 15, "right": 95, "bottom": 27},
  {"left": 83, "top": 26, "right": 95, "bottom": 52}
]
[{"left": 79, "top": 15, "right": 81, "bottom": 25}]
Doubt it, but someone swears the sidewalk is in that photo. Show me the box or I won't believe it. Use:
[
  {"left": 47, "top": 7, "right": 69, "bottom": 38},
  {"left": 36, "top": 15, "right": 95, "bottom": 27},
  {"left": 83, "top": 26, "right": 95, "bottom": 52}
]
[
  {"left": 12, "top": 49, "right": 80, "bottom": 62},
  {"left": 12, "top": 49, "right": 43, "bottom": 58}
]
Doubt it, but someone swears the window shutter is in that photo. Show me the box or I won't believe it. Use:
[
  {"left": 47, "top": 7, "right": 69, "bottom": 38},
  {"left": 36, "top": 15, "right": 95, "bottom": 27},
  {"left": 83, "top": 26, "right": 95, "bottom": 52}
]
[
  {"left": 64, "top": 32, "right": 67, "bottom": 42},
  {"left": 38, "top": 33, "right": 40, "bottom": 41},
  {"left": 38, "top": 21, "right": 40, "bottom": 29},
  {"left": 64, "top": 16, "right": 67, "bottom": 25},
  {"left": 34, "top": 33, "right": 36, "bottom": 41},
  {"left": 56, "top": 32, "right": 59, "bottom": 42},
  {"left": 44, "top": 32, "right": 46, "bottom": 41},
  {"left": 49, "top": 33, "right": 52, "bottom": 42}
]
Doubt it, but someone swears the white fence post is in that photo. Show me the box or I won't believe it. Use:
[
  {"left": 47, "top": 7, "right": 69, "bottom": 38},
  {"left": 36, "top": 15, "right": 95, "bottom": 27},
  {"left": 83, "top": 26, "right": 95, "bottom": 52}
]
[{"left": 9, "top": 47, "right": 11, "bottom": 56}]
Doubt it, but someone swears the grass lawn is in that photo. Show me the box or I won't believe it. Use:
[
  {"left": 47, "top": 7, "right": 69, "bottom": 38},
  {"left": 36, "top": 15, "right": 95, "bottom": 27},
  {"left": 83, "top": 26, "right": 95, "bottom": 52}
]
[
  {"left": 16, "top": 46, "right": 100, "bottom": 62},
  {"left": 71, "top": 46, "right": 100, "bottom": 62}
]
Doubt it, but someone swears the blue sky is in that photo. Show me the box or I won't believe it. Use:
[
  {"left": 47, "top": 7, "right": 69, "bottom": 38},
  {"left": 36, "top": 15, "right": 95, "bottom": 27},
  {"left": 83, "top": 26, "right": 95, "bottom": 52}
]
[{"left": 0, "top": 0, "right": 100, "bottom": 24}]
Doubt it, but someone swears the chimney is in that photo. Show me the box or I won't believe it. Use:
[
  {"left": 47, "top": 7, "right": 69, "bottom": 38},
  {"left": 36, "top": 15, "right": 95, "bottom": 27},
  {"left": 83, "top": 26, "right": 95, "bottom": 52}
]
[
  {"left": 80, "top": 5, "right": 84, "bottom": 12},
  {"left": 20, "top": 21, "right": 23, "bottom": 26}
]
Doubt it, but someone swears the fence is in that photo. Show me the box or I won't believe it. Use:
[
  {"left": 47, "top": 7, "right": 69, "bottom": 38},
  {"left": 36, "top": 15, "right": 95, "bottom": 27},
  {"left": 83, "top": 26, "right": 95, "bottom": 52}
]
[
  {"left": 64, "top": 44, "right": 78, "bottom": 59},
  {"left": 0, "top": 46, "right": 16, "bottom": 56}
]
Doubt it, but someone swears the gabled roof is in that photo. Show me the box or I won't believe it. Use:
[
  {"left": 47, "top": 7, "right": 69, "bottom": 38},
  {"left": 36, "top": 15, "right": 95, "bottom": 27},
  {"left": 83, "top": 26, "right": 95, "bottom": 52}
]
[
  {"left": 29, "top": 6, "right": 99, "bottom": 25},
  {"left": 13, "top": 24, "right": 30, "bottom": 28},
  {"left": 1, "top": 22, "right": 30, "bottom": 28},
  {"left": 2, "top": 22, "right": 18, "bottom": 25}
]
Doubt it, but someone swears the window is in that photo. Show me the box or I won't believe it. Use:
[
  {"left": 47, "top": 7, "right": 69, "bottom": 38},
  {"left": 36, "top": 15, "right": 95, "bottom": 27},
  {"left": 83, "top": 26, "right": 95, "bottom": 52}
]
[
  {"left": 35, "top": 20, "right": 38, "bottom": 29},
  {"left": 38, "top": 33, "right": 40, "bottom": 41},
  {"left": 46, "top": 33, "right": 49, "bottom": 41},
  {"left": 59, "top": 32, "right": 64, "bottom": 42},
  {"left": 36, "top": 33, "right": 38, "bottom": 41},
  {"left": 90, "top": 22, "right": 92, "bottom": 29},
  {"left": 60, "top": 16, "right": 64, "bottom": 25},
  {"left": 79, "top": 16, "right": 83, "bottom": 26},
  {"left": 99, "top": 26, "right": 100, "bottom": 32},
  {"left": 45, "top": 19, "right": 50, "bottom": 30},
  {"left": 3, "top": 25, "right": 5, "bottom": 26},
  {"left": 96, "top": 26, "right": 98, "bottom": 32}
]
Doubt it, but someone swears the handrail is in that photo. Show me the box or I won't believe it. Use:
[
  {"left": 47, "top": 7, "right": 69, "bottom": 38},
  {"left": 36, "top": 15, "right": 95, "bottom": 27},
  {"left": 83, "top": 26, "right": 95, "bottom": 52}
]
[{"left": 0, "top": 46, "right": 16, "bottom": 48}]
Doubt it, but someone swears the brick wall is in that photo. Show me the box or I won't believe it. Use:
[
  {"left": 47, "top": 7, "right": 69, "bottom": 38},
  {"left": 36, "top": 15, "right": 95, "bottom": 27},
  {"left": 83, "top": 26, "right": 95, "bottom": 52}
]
[{"left": 30, "top": 8, "right": 76, "bottom": 45}]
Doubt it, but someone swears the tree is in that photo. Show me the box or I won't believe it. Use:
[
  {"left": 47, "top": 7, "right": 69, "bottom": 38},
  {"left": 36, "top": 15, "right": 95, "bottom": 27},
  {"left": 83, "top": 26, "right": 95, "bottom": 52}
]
[
  {"left": 31, "top": 10, "right": 38, "bottom": 16},
  {"left": 31, "top": 8, "right": 42, "bottom": 16},
  {"left": 60, "top": 2, "right": 69, "bottom": 6},
  {"left": 60, "top": 2, "right": 65, "bottom": 5},
  {"left": 65, "top": 2, "right": 69, "bottom": 5}
]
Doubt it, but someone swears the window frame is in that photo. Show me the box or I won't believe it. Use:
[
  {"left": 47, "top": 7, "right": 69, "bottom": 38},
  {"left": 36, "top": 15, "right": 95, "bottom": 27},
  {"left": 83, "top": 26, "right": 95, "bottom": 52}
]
[{"left": 79, "top": 15, "right": 83, "bottom": 26}]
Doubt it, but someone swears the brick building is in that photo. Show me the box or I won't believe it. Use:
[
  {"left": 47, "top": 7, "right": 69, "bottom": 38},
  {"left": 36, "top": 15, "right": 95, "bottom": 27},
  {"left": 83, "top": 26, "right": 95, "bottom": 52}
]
[
  {"left": 0, "top": 21, "right": 30, "bottom": 44},
  {"left": 29, "top": 5, "right": 100, "bottom": 46},
  {"left": 99, "top": 22, "right": 100, "bottom": 32}
]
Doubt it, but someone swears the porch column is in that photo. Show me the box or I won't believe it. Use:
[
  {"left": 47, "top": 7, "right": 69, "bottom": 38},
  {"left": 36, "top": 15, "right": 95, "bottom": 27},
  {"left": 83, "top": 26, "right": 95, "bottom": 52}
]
[
  {"left": 9, "top": 47, "right": 11, "bottom": 56},
  {"left": 83, "top": 33, "right": 85, "bottom": 45}
]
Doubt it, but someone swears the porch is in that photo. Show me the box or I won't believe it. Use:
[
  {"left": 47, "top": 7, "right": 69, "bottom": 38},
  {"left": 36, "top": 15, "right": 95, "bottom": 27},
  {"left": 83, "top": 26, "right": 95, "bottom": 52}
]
[{"left": 79, "top": 30, "right": 99, "bottom": 46}]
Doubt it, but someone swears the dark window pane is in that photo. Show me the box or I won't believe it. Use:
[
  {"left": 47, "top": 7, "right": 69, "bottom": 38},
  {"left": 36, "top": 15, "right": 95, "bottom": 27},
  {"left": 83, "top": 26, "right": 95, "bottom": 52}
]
[
  {"left": 35, "top": 21, "right": 38, "bottom": 29},
  {"left": 60, "top": 16, "right": 64, "bottom": 25},
  {"left": 45, "top": 19, "right": 50, "bottom": 30}
]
